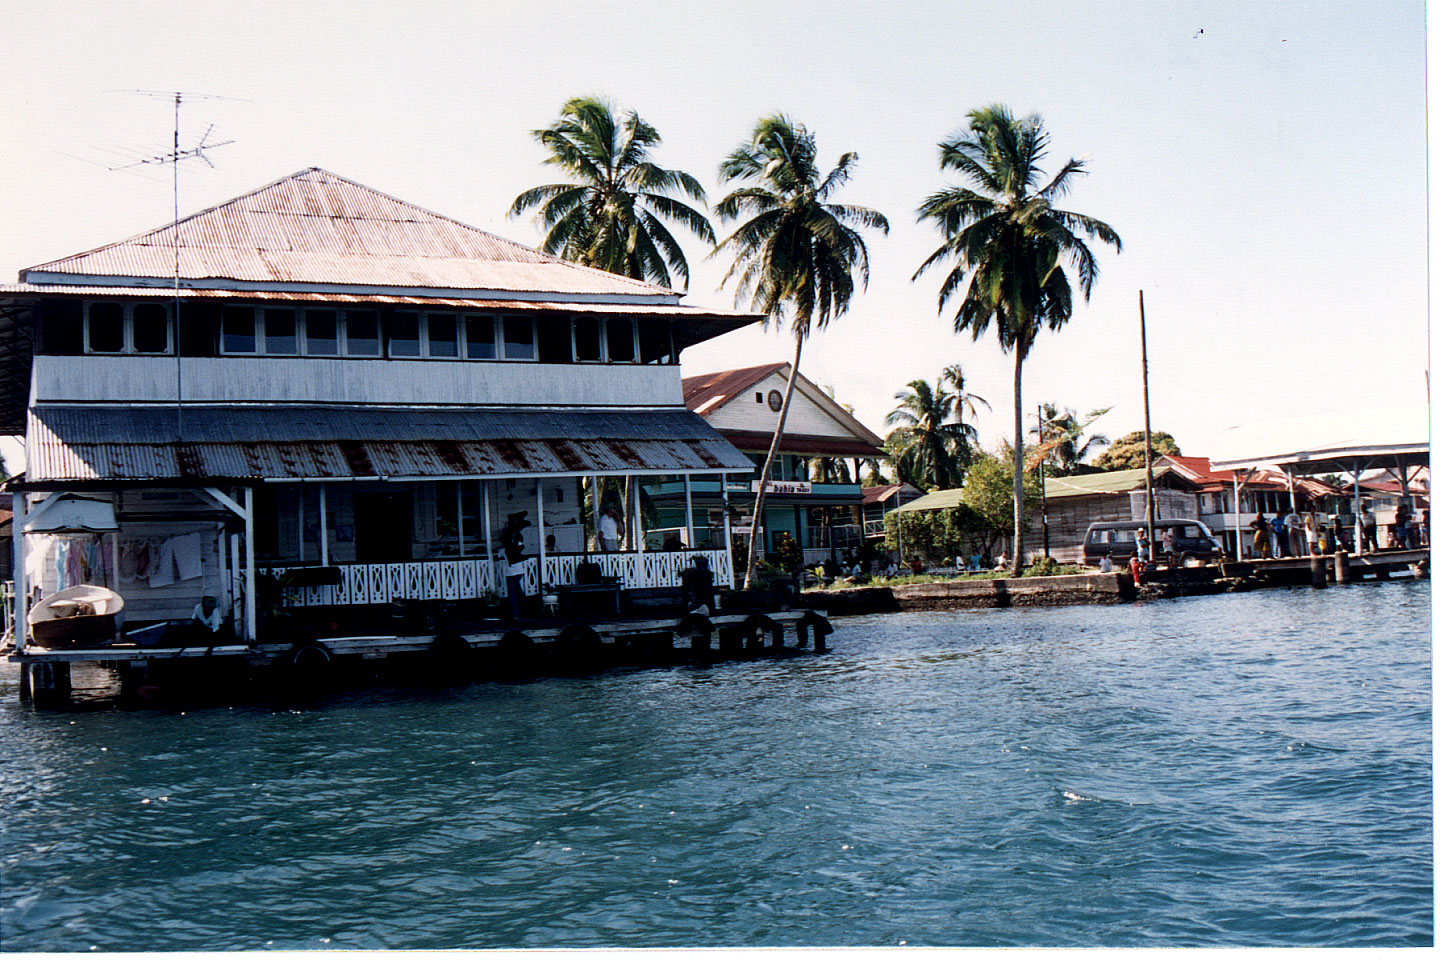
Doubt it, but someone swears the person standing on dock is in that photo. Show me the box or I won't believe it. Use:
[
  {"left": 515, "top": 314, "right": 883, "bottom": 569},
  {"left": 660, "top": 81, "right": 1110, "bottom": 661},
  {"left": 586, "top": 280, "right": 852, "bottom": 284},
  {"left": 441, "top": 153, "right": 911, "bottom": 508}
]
[
  {"left": 1135, "top": 528, "right": 1150, "bottom": 563},
  {"left": 1251, "top": 513, "right": 1272, "bottom": 558},
  {"left": 1270, "top": 513, "right": 1287, "bottom": 556},
  {"left": 1285, "top": 508, "right": 1304, "bottom": 557},
  {"left": 1304, "top": 515, "right": 1319, "bottom": 555},
  {"left": 1361, "top": 507, "right": 1380, "bottom": 553},
  {"left": 1161, "top": 526, "right": 1175, "bottom": 566}
]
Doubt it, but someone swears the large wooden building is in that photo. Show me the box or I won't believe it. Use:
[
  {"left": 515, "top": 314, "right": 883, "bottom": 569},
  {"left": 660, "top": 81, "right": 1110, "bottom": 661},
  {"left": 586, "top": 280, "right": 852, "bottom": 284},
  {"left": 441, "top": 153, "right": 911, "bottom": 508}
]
[{"left": 0, "top": 168, "right": 763, "bottom": 648}]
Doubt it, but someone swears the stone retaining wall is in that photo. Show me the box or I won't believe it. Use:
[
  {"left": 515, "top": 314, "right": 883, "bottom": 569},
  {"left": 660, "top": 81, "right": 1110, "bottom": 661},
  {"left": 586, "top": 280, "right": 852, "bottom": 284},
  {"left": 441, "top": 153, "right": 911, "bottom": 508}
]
[{"left": 803, "top": 572, "right": 1135, "bottom": 615}]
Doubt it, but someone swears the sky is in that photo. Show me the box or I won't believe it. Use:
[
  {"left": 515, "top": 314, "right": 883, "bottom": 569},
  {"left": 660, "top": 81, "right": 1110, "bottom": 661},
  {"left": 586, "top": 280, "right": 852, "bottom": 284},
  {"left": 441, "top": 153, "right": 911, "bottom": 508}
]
[{"left": 0, "top": 1, "right": 1429, "bottom": 465}]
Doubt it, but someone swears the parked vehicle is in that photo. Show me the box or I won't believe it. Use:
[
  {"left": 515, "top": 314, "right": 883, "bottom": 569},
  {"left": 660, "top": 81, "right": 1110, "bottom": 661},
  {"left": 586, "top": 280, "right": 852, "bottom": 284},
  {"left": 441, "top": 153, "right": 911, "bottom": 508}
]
[{"left": 1083, "top": 519, "right": 1223, "bottom": 566}]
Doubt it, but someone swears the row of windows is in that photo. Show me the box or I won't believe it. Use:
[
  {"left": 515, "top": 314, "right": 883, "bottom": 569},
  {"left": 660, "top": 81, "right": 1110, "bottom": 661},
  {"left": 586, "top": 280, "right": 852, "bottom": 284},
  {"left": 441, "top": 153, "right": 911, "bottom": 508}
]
[{"left": 64, "top": 302, "right": 677, "bottom": 364}]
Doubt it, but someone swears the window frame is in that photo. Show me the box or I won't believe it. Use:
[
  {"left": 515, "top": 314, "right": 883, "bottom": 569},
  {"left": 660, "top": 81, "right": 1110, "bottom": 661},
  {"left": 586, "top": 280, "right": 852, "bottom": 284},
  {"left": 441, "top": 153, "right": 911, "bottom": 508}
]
[
  {"left": 499, "top": 314, "right": 538, "bottom": 361},
  {"left": 84, "top": 301, "right": 174, "bottom": 356}
]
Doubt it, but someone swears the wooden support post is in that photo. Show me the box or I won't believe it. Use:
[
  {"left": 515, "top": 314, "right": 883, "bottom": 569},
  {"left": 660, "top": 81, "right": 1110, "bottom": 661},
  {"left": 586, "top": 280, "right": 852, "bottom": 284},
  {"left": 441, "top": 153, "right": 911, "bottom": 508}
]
[
  {"left": 11, "top": 492, "right": 26, "bottom": 654},
  {"left": 320, "top": 483, "right": 330, "bottom": 566},
  {"left": 1334, "top": 550, "right": 1350, "bottom": 584},
  {"left": 296, "top": 485, "right": 305, "bottom": 563},
  {"left": 18, "top": 663, "right": 31, "bottom": 702},
  {"left": 482, "top": 481, "right": 495, "bottom": 591},
  {"left": 722, "top": 476, "right": 734, "bottom": 588},
  {"left": 1309, "top": 554, "right": 1327, "bottom": 588},
  {"left": 455, "top": 482, "right": 464, "bottom": 558},
  {"left": 244, "top": 486, "right": 257, "bottom": 643},
  {"left": 537, "top": 481, "right": 547, "bottom": 587},
  {"left": 684, "top": 475, "right": 694, "bottom": 549}
]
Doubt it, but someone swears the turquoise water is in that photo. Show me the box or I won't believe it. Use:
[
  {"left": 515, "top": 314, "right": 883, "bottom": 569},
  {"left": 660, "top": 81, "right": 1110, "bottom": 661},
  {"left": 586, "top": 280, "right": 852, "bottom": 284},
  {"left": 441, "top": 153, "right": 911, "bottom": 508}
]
[{"left": 0, "top": 581, "right": 1430, "bottom": 948}]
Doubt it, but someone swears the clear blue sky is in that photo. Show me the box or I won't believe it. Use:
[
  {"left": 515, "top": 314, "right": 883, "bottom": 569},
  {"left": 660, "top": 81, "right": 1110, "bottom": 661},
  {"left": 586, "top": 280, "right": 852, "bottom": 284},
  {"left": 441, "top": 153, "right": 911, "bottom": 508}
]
[{"left": 1, "top": 1, "right": 1428, "bottom": 462}]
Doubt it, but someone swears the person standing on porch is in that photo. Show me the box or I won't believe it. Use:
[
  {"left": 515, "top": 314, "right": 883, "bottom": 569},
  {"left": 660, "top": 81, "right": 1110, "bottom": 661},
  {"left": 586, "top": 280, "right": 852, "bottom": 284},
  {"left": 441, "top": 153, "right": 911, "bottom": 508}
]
[
  {"left": 499, "top": 512, "right": 530, "bottom": 619},
  {"left": 598, "top": 508, "right": 621, "bottom": 552}
]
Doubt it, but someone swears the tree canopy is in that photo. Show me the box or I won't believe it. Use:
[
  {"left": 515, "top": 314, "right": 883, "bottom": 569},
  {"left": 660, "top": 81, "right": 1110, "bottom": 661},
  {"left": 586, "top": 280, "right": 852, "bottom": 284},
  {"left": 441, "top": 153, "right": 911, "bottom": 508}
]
[
  {"left": 1091, "top": 430, "right": 1181, "bottom": 471},
  {"left": 509, "top": 96, "right": 715, "bottom": 290}
]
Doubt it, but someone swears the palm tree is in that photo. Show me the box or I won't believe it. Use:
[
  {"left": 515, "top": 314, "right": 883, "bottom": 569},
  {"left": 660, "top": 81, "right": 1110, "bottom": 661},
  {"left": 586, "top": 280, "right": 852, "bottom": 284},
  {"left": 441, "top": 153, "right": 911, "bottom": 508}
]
[
  {"left": 885, "top": 377, "right": 968, "bottom": 490},
  {"left": 915, "top": 105, "right": 1121, "bottom": 575},
  {"left": 941, "top": 363, "right": 989, "bottom": 469},
  {"left": 1029, "top": 402, "right": 1111, "bottom": 475},
  {"left": 714, "top": 115, "right": 889, "bottom": 588},
  {"left": 509, "top": 96, "right": 715, "bottom": 290}
]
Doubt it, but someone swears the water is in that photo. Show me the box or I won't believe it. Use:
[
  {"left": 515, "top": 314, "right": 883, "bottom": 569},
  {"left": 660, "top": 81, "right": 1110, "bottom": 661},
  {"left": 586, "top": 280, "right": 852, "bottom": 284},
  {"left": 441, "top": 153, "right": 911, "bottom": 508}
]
[{"left": 0, "top": 582, "right": 1430, "bottom": 948}]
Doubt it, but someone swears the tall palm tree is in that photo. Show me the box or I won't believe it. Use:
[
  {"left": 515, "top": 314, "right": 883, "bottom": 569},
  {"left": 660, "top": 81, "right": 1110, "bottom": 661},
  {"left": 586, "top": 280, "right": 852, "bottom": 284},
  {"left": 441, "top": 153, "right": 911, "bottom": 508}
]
[
  {"left": 915, "top": 105, "right": 1121, "bottom": 575},
  {"left": 509, "top": 96, "right": 715, "bottom": 290},
  {"left": 885, "top": 377, "right": 968, "bottom": 490},
  {"left": 714, "top": 115, "right": 889, "bottom": 588}
]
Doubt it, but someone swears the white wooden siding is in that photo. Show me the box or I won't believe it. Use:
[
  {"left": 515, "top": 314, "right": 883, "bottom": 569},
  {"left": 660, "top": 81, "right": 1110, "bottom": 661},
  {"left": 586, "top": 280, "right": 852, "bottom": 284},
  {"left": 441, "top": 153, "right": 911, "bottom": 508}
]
[
  {"left": 703, "top": 372, "right": 860, "bottom": 439},
  {"left": 33, "top": 355, "right": 683, "bottom": 408}
]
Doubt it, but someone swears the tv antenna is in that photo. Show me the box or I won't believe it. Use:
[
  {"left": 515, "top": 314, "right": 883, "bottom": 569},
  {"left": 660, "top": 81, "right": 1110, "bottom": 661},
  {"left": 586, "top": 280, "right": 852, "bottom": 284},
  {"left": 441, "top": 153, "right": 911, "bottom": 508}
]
[{"left": 101, "top": 89, "right": 246, "bottom": 439}]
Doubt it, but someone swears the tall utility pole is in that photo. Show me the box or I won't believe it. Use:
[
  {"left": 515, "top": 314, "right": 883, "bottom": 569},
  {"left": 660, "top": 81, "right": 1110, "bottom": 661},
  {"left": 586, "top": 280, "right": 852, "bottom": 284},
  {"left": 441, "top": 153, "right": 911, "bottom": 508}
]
[
  {"left": 1139, "top": 290, "right": 1155, "bottom": 559},
  {"left": 1037, "top": 403, "right": 1050, "bottom": 558}
]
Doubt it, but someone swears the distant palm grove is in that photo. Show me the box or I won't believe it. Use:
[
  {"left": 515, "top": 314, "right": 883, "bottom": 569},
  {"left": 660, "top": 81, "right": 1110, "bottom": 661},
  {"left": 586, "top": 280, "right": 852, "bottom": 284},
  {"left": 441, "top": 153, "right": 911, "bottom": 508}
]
[{"left": 512, "top": 97, "right": 1122, "bottom": 575}]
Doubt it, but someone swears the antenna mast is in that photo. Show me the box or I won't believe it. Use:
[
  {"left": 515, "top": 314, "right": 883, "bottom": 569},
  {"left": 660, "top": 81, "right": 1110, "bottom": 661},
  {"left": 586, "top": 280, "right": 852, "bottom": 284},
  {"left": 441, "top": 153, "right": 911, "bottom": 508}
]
[{"left": 101, "top": 90, "right": 239, "bottom": 440}]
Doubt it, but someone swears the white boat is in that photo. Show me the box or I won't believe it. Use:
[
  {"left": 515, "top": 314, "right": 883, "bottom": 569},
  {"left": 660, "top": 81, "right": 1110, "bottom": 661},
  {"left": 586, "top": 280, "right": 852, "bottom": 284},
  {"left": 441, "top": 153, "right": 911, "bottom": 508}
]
[{"left": 27, "top": 585, "right": 124, "bottom": 649}]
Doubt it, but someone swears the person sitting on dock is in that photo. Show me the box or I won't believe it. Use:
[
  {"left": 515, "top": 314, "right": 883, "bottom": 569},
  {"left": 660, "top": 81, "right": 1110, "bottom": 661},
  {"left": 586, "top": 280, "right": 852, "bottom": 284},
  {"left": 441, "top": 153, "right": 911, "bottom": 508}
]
[{"left": 191, "top": 596, "right": 223, "bottom": 633}]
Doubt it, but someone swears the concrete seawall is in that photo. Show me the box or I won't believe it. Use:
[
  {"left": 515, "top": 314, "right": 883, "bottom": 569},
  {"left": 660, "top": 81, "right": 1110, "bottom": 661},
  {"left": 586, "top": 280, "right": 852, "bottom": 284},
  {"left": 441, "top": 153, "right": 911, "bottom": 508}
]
[{"left": 804, "top": 572, "right": 1136, "bottom": 615}]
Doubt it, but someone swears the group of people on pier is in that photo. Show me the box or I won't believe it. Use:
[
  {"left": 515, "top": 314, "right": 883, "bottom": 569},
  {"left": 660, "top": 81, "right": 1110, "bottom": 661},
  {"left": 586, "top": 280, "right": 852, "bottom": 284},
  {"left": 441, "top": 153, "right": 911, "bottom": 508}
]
[{"left": 1246, "top": 506, "right": 1428, "bottom": 559}]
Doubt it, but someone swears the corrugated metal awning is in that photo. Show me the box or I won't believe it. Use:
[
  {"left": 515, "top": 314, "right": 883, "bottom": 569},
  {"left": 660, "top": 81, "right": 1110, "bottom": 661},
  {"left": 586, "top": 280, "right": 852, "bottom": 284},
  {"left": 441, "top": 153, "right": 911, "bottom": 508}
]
[{"left": 27, "top": 405, "right": 754, "bottom": 483}]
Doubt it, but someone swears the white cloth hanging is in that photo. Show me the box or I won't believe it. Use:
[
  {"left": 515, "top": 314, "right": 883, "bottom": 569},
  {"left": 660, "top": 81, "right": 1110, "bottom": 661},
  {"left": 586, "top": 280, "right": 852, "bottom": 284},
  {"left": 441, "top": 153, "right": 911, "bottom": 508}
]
[
  {"left": 148, "top": 538, "right": 176, "bottom": 588},
  {"left": 172, "top": 533, "right": 203, "bottom": 581}
]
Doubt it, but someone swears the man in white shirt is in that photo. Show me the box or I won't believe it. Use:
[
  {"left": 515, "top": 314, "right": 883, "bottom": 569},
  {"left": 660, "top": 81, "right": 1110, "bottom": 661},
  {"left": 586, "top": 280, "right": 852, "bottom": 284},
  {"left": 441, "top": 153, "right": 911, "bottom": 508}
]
[
  {"left": 192, "top": 595, "right": 223, "bottom": 632},
  {"left": 598, "top": 508, "right": 621, "bottom": 552}
]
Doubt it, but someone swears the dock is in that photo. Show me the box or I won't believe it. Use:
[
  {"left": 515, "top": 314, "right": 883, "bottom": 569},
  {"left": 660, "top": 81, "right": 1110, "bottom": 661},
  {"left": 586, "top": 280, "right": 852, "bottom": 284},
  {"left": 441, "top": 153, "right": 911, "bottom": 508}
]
[{"left": 8, "top": 606, "right": 833, "bottom": 704}]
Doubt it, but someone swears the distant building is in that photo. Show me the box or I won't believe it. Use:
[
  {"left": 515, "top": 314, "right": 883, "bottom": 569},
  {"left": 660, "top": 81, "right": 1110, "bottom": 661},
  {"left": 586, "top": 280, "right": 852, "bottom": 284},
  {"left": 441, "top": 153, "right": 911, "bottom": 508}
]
[{"left": 668, "top": 363, "right": 885, "bottom": 564}]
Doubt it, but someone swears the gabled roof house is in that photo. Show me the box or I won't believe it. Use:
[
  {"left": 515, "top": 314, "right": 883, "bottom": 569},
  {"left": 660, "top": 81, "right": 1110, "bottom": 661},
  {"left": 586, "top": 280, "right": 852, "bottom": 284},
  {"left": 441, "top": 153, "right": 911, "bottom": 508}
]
[{"left": 658, "top": 363, "right": 885, "bottom": 562}]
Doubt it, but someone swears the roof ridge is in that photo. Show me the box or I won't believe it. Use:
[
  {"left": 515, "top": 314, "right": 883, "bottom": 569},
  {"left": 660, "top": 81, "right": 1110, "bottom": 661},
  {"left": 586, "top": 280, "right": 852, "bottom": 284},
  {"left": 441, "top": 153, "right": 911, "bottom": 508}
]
[{"left": 21, "top": 167, "right": 674, "bottom": 297}]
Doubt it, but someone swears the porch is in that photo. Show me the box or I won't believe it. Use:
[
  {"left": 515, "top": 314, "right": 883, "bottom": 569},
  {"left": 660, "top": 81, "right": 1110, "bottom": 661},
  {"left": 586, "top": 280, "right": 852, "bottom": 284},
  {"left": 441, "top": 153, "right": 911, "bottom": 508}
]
[{"left": 265, "top": 547, "right": 733, "bottom": 608}]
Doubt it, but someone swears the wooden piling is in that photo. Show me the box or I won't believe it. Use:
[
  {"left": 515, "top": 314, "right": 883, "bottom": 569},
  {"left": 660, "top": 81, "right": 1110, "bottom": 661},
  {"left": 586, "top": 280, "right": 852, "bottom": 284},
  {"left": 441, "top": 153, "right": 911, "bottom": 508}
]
[
  {"left": 1334, "top": 551, "right": 1350, "bottom": 584},
  {"left": 1309, "top": 554, "right": 1327, "bottom": 588}
]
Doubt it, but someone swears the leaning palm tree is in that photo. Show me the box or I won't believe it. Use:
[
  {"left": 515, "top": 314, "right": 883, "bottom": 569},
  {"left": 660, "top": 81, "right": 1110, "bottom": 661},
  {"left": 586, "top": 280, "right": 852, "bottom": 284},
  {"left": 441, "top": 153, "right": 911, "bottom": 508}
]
[
  {"left": 915, "top": 105, "right": 1121, "bottom": 575},
  {"left": 713, "top": 115, "right": 889, "bottom": 588},
  {"left": 509, "top": 96, "right": 715, "bottom": 290},
  {"left": 885, "top": 377, "right": 967, "bottom": 490}
]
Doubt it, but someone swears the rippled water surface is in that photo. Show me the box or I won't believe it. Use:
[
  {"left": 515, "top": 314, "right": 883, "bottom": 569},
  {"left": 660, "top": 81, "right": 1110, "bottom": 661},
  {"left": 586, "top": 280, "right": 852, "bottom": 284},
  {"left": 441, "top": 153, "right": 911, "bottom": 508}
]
[{"left": 0, "top": 582, "right": 1431, "bottom": 949}]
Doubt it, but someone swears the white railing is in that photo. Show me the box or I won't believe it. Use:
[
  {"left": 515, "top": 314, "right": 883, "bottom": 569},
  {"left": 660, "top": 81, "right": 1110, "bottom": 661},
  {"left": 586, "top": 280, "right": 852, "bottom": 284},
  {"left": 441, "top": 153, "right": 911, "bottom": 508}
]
[{"left": 266, "top": 548, "right": 731, "bottom": 608}]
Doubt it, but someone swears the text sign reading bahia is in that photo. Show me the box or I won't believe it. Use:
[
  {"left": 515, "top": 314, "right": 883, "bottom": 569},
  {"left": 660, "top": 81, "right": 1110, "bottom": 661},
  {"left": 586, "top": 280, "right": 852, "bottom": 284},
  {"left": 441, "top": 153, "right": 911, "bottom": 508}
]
[{"left": 751, "top": 480, "right": 812, "bottom": 495}]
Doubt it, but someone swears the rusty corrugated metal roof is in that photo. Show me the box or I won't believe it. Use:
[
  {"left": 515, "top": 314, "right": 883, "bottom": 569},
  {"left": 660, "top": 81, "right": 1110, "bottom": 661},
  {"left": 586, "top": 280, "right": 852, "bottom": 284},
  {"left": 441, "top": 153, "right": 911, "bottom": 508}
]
[
  {"left": 20, "top": 168, "right": 679, "bottom": 299},
  {"left": 27, "top": 405, "right": 754, "bottom": 482}
]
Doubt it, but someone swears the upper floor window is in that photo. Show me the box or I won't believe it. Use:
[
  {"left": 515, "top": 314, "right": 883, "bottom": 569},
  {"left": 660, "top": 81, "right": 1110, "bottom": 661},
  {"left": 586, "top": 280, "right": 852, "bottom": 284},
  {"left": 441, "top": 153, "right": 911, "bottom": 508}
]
[{"left": 85, "top": 301, "right": 172, "bottom": 355}]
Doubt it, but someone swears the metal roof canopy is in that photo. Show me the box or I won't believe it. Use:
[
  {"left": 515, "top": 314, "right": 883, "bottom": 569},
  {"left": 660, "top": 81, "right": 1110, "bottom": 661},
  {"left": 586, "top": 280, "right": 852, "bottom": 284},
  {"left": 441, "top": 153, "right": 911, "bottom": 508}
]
[
  {"left": 1208, "top": 406, "right": 1430, "bottom": 477},
  {"left": 1210, "top": 442, "right": 1429, "bottom": 477},
  {"left": 26, "top": 404, "right": 756, "bottom": 483}
]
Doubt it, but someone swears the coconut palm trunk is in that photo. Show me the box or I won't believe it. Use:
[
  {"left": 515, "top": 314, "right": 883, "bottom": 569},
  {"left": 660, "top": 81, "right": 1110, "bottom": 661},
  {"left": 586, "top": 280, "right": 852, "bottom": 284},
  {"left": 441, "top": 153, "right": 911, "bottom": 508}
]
[
  {"left": 1011, "top": 347, "right": 1026, "bottom": 576},
  {"left": 743, "top": 334, "right": 803, "bottom": 589}
]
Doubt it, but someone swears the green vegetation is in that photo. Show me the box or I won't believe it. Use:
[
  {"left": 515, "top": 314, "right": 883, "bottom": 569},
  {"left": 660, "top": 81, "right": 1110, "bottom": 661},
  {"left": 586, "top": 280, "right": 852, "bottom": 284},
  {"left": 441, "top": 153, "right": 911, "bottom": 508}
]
[
  {"left": 508, "top": 96, "right": 715, "bottom": 291},
  {"left": 915, "top": 105, "right": 1122, "bottom": 575},
  {"left": 883, "top": 449, "right": 1042, "bottom": 562},
  {"left": 884, "top": 365, "right": 987, "bottom": 490},
  {"left": 1030, "top": 402, "right": 1112, "bottom": 476},
  {"left": 712, "top": 115, "right": 889, "bottom": 588},
  {"left": 1091, "top": 430, "right": 1181, "bottom": 471}
]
